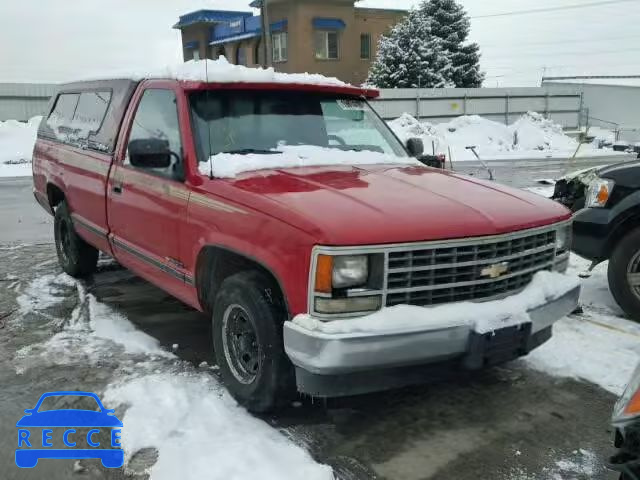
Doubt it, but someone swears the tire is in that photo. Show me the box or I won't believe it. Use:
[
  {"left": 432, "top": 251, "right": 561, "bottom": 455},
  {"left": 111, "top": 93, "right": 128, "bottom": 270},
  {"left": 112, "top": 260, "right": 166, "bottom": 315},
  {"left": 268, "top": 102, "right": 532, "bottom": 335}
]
[
  {"left": 212, "top": 271, "right": 294, "bottom": 412},
  {"left": 54, "top": 200, "right": 99, "bottom": 278},
  {"left": 608, "top": 227, "right": 640, "bottom": 322}
]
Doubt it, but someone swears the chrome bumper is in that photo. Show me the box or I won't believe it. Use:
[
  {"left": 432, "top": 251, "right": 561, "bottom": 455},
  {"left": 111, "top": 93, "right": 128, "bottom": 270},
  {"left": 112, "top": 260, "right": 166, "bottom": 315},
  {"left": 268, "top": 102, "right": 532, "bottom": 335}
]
[{"left": 284, "top": 285, "right": 580, "bottom": 376}]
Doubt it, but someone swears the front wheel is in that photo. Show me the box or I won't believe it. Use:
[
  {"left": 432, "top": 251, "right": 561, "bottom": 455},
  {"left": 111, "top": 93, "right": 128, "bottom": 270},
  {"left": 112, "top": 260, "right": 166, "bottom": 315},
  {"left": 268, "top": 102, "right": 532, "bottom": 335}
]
[
  {"left": 608, "top": 227, "right": 640, "bottom": 322},
  {"left": 212, "top": 271, "right": 294, "bottom": 412},
  {"left": 54, "top": 200, "right": 98, "bottom": 278}
]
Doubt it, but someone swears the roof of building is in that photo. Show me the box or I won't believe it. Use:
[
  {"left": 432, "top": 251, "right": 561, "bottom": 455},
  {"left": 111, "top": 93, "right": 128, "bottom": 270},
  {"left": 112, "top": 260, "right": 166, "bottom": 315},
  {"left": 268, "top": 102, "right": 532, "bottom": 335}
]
[
  {"left": 173, "top": 10, "right": 253, "bottom": 30},
  {"left": 543, "top": 76, "right": 640, "bottom": 88}
]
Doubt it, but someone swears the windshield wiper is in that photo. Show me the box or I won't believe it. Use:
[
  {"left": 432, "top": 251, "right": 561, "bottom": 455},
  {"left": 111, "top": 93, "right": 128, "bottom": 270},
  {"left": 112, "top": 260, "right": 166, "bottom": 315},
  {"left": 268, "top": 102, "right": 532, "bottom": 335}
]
[{"left": 220, "top": 148, "right": 283, "bottom": 155}]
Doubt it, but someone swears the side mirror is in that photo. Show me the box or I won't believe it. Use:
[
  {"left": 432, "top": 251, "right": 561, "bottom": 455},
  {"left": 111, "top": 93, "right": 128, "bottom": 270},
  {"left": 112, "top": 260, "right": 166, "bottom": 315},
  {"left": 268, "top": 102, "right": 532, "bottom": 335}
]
[
  {"left": 129, "top": 138, "right": 174, "bottom": 169},
  {"left": 406, "top": 138, "right": 424, "bottom": 157}
]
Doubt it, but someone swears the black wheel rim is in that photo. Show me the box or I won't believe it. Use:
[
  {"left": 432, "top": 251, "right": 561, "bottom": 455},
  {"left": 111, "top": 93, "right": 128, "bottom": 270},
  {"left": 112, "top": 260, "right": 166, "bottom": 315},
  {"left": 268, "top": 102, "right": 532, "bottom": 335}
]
[
  {"left": 628, "top": 250, "right": 640, "bottom": 301},
  {"left": 57, "top": 219, "right": 72, "bottom": 264},
  {"left": 221, "top": 305, "right": 261, "bottom": 385}
]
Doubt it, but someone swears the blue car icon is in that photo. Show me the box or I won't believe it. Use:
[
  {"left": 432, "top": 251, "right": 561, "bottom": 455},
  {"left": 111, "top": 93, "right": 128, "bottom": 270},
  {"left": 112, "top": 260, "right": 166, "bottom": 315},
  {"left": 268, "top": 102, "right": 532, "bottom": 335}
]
[{"left": 16, "top": 391, "right": 124, "bottom": 468}]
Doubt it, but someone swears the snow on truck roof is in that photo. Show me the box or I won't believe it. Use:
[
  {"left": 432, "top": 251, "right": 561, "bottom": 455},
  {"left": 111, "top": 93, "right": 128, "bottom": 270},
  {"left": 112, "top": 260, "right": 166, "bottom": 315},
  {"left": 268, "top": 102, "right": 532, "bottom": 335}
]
[{"left": 74, "top": 58, "right": 379, "bottom": 97}]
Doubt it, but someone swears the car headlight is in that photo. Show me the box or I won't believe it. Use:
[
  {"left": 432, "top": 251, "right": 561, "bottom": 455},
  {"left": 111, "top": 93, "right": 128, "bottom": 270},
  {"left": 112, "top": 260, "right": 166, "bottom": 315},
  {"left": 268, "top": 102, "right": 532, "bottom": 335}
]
[
  {"left": 613, "top": 363, "right": 640, "bottom": 424},
  {"left": 312, "top": 253, "right": 382, "bottom": 316},
  {"left": 332, "top": 255, "right": 368, "bottom": 288},
  {"left": 586, "top": 178, "right": 615, "bottom": 208}
]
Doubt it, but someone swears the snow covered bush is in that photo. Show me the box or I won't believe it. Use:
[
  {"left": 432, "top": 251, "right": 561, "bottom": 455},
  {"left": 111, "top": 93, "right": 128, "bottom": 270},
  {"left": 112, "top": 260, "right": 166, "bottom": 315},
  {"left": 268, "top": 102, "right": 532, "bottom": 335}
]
[{"left": 367, "top": 0, "right": 484, "bottom": 88}]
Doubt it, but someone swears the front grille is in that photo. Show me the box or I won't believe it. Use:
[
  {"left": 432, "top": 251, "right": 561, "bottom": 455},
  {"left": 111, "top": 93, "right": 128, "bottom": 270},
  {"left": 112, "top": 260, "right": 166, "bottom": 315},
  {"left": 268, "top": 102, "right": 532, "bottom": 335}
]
[{"left": 385, "top": 229, "right": 557, "bottom": 307}]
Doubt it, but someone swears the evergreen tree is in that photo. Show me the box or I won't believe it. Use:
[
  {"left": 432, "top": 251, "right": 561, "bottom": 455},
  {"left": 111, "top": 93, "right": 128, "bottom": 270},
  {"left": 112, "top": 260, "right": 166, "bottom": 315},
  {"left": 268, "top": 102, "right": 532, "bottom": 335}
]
[
  {"left": 367, "top": 8, "right": 453, "bottom": 89},
  {"left": 421, "top": 0, "right": 484, "bottom": 87},
  {"left": 367, "top": 0, "right": 484, "bottom": 88}
]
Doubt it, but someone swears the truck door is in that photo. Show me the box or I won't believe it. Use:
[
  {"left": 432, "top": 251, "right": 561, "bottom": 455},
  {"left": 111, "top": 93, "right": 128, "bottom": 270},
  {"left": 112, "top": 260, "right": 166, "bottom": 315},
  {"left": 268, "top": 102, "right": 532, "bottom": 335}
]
[{"left": 107, "top": 86, "right": 191, "bottom": 297}]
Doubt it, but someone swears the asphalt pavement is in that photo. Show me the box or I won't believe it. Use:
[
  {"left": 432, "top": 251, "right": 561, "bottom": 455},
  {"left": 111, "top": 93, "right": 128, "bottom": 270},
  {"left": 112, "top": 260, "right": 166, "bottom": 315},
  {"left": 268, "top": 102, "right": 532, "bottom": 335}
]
[{"left": 0, "top": 170, "right": 622, "bottom": 480}]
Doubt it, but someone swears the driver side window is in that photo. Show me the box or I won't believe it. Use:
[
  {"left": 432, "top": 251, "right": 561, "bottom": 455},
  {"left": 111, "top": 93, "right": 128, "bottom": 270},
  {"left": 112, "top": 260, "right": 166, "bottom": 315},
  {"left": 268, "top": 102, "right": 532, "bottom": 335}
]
[{"left": 126, "top": 89, "right": 183, "bottom": 180}]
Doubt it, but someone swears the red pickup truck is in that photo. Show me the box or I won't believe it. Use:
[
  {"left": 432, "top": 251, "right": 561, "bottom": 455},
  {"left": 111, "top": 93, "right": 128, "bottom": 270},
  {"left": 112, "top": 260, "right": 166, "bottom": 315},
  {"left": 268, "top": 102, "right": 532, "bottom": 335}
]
[{"left": 33, "top": 62, "right": 579, "bottom": 412}]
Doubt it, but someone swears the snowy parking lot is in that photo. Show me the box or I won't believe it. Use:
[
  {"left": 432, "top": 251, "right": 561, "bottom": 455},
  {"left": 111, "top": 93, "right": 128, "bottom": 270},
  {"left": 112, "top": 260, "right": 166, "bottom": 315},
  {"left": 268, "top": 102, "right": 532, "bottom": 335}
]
[{"left": 1, "top": 112, "right": 639, "bottom": 479}]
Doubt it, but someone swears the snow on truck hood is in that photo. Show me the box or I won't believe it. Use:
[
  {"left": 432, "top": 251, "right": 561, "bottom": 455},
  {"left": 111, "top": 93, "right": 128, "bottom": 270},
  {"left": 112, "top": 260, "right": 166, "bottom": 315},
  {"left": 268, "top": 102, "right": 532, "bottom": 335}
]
[{"left": 214, "top": 158, "right": 571, "bottom": 245}]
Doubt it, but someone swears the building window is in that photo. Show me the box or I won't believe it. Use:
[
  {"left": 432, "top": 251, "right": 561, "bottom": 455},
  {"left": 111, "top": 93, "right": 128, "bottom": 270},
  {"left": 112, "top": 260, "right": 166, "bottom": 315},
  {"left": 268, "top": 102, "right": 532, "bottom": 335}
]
[
  {"left": 360, "top": 34, "right": 371, "bottom": 59},
  {"left": 192, "top": 50, "right": 201, "bottom": 61},
  {"left": 272, "top": 32, "right": 288, "bottom": 62},
  {"left": 315, "top": 31, "right": 339, "bottom": 60}
]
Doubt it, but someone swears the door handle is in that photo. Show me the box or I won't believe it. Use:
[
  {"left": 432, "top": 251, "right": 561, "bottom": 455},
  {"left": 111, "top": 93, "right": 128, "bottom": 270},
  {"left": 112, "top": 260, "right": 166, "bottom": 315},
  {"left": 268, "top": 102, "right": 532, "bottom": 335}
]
[{"left": 112, "top": 183, "right": 123, "bottom": 194}]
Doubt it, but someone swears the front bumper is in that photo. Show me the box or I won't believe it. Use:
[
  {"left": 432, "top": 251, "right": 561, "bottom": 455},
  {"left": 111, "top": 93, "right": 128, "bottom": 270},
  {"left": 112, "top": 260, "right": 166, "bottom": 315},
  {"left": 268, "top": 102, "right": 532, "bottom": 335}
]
[
  {"left": 284, "top": 285, "right": 580, "bottom": 396},
  {"left": 572, "top": 207, "right": 612, "bottom": 261}
]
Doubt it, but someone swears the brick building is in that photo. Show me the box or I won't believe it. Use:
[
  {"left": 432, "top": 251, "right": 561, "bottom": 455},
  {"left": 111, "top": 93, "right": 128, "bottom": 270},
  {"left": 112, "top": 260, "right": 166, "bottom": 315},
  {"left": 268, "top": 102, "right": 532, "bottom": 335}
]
[{"left": 173, "top": 0, "right": 407, "bottom": 85}]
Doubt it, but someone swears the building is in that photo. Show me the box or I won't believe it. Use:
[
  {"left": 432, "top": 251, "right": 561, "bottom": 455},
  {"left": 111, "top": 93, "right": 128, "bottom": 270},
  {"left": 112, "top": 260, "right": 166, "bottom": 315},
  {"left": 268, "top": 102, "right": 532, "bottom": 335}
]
[
  {"left": 542, "top": 76, "right": 640, "bottom": 139},
  {"left": 173, "top": 0, "right": 407, "bottom": 85}
]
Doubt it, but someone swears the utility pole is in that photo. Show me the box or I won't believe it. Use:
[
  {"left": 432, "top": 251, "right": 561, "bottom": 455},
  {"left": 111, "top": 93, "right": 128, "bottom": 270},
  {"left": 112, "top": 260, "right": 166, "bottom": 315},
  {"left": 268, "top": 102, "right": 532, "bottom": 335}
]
[{"left": 261, "top": 0, "right": 273, "bottom": 67}]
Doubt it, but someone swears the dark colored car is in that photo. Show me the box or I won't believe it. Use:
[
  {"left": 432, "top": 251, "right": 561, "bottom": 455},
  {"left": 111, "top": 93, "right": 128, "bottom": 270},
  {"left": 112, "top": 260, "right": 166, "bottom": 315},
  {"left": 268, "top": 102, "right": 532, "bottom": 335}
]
[
  {"left": 571, "top": 160, "right": 640, "bottom": 321},
  {"left": 610, "top": 365, "right": 640, "bottom": 479}
]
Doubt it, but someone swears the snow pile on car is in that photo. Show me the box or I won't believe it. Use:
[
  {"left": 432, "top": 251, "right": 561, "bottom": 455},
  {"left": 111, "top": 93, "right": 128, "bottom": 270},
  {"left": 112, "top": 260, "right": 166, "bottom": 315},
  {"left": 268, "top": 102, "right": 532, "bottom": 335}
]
[
  {"left": 0, "top": 116, "right": 41, "bottom": 177},
  {"left": 200, "top": 144, "right": 421, "bottom": 178},
  {"left": 388, "top": 112, "right": 611, "bottom": 161},
  {"left": 292, "top": 270, "right": 580, "bottom": 335},
  {"left": 86, "top": 56, "right": 352, "bottom": 88}
]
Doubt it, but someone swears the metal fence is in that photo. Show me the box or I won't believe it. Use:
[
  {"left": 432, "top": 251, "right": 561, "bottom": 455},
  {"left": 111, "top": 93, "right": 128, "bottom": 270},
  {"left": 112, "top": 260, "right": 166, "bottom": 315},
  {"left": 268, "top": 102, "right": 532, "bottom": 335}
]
[
  {"left": 0, "top": 83, "right": 57, "bottom": 122},
  {"left": 1, "top": 83, "right": 585, "bottom": 129},
  {"left": 370, "top": 87, "right": 583, "bottom": 128}
]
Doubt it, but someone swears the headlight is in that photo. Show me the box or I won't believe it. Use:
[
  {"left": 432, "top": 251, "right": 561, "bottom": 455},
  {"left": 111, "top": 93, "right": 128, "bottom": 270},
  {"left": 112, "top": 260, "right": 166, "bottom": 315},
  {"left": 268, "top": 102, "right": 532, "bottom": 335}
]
[
  {"left": 312, "top": 253, "right": 382, "bottom": 316},
  {"left": 332, "top": 255, "right": 368, "bottom": 289},
  {"left": 586, "top": 178, "right": 615, "bottom": 208},
  {"left": 555, "top": 224, "right": 572, "bottom": 254},
  {"left": 613, "top": 363, "right": 640, "bottom": 424}
]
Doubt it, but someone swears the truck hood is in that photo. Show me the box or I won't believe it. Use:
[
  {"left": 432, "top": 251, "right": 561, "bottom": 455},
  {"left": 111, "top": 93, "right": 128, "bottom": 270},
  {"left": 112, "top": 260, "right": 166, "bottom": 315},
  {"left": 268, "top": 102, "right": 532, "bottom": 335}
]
[{"left": 228, "top": 165, "right": 571, "bottom": 245}]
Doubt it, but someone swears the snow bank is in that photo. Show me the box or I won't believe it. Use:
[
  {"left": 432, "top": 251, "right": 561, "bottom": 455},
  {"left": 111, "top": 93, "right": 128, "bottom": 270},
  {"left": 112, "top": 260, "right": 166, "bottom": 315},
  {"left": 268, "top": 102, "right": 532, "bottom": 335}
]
[
  {"left": 388, "top": 112, "right": 619, "bottom": 161},
  {"left": 85, "top": 57, "right": 350, "bottom": 88},
  {"left": 15, "top": 273, "right": 333, "bottom": 479},
  {"left": 524, "top": 255, "right": 640, "bottom": 395},
  {"left": 292, "top": 270, "right": 580, "bottom": 335},
  {"left": 104, "top": 374, "right": 333, "bottom": 480},
  {"left": 200, "top": 144, "right": 420, "bottom": 178},
  {"left": 0, "top": 116, "right": 41, "bottom": 177}
]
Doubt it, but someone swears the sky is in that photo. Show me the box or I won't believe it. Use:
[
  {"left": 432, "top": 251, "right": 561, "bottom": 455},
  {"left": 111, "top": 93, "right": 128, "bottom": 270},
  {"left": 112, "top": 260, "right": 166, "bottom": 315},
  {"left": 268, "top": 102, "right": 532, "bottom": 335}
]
[{"left": 1, "top": 0, "right": 639, "bottom": 86}]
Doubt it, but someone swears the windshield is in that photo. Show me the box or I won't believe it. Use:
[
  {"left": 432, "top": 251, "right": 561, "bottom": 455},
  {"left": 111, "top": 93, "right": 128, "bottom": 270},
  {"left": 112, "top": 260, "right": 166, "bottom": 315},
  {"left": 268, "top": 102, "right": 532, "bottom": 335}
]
[{"left": 189, "top": 90, "right": 408, "bottom": 165}]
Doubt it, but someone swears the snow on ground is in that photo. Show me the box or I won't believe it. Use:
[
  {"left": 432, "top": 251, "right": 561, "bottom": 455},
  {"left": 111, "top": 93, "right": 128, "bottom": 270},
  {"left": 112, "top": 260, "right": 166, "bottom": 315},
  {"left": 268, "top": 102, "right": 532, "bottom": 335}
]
[
  {"left": 524, "top": 254, "right": 640, "bottom": 396},
  {"left": 201, "top": 144, "right": 420, "bottom": 178},
  {"left": 388, "top": 112, "right": 627, "bottom": 162},
  {"left": 14, "top": 274, "right": 333, "bottom": 480},
  {"left": 508, "top": 448, "right": 600, "bottom": 480},
  {"left": 0, "top": 116, "right": 40, "bottom": 178}
]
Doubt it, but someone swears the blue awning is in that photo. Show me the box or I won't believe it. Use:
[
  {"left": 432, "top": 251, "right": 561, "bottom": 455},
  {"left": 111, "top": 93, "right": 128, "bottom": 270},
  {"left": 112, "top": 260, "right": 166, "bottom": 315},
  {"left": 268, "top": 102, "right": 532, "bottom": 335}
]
[
  {"left": 312, "top": 18, "right": 346, "bottom": 30},
  {"left": 184, "top": 41, "right": 199, "bottom": 50}
]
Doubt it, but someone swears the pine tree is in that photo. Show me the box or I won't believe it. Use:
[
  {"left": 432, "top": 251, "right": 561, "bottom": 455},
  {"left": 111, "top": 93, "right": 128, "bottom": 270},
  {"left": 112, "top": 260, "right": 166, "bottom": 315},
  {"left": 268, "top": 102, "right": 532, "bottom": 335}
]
[
  {"left": 421, "top": 0, "right": 484, "bottom": 87},
  {"left": 367, "top": 0, "right": 484, "bottom": 89},
  {"left": 367, "top": 8, "right": 453, "bottom": 89}
]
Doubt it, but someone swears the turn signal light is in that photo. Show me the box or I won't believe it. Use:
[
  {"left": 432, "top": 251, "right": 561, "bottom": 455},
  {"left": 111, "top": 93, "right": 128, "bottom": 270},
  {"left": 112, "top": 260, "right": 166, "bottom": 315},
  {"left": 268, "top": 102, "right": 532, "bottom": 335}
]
[
  {"left": 596, "top": 185, "right": 610, "bottom": 205},
  {"left": 315, "top": 255, "right": 333, "bottom": 294},
  {"left": 625, "top": 389, "right": 640, "bottom": 416}
]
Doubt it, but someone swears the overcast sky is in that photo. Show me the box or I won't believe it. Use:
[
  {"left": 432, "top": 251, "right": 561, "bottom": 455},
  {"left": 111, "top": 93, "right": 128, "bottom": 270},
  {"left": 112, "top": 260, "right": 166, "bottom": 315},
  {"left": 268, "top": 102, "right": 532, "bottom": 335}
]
[{"left": 1, "top": 0, "right": 639, "bottom": 86}]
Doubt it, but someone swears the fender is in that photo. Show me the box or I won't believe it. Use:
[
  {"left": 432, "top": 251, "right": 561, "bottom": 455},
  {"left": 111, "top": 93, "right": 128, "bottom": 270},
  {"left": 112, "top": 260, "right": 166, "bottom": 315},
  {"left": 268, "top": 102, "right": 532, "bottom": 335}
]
[{"left": 190, "top": 231, "right": 314, "bottom": 316}]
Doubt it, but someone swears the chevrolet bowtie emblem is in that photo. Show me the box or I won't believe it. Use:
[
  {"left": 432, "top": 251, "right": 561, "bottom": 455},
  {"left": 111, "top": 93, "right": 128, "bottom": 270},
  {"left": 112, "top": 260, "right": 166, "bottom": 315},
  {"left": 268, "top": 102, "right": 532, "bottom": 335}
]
[{"left": 481, "top": 262, "right": 509, "bottom": 279}]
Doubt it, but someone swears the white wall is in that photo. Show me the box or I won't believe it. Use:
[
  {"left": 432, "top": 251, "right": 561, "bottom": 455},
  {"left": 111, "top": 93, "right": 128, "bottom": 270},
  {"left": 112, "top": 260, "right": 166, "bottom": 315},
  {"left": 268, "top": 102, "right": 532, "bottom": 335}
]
[{"left": 370, "top": 87, "right": 582, "bottom": 128}]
